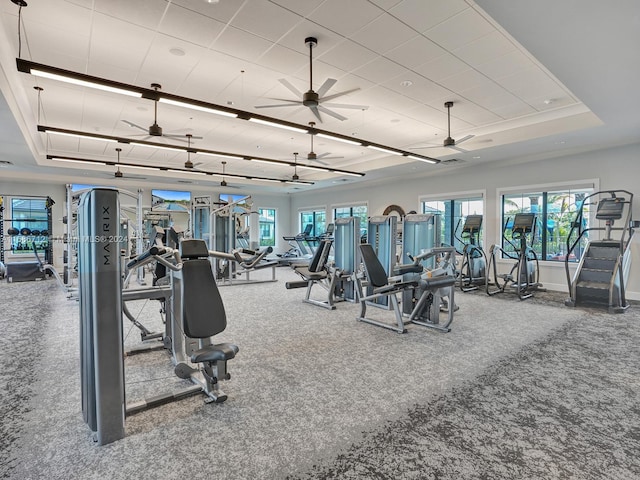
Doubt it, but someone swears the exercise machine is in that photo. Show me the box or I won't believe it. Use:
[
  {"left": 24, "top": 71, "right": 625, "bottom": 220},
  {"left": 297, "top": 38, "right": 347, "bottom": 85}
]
[
  {"left": 79, "top": 188, "right": 238, "bottom": 446},
  {"left": 455, "top": 214, "right": 487, "bottom": 292},
  {"left": 333, "top": 216, "right": 361, "bottom": 302},
  {"left": 356, "top": 243, "right": 456, "bottom": 334},
  {"left": 486, "top": 213, "right": 544, "bottom": 300},
  {"left": 365, "top": 215, "right": 398, "bottom": 308},
  {"left": 564, "top": 190, "right": 634, "bottom": 312},
  {"left": 285, "top": 238, "right": 340, "bottom": 309}
]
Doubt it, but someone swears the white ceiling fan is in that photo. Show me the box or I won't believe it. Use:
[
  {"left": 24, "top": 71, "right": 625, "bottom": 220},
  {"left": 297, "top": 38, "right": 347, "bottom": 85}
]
[
  {"left": 412, "top": 101, "right": 474, "bottom": 152},
  {"left": 122, "top": 83, "right": 203, "bottom": 143},
  {"left": 254, "top": 37, "right": 368, "bottom": 123}
]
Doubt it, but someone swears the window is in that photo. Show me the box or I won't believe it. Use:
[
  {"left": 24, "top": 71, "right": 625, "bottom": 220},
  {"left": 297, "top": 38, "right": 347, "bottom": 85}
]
[
  {"left": 9, "top": 197, "right": 49, "bottom": 255},
  {"left": 501, "top": 188, "right": 591, "bottom": 262},
  {"left": 421, "top": 196, "right": 483, "bottom": 251},
  {"left": 258, "top": 208, "right": 276, "bottom": 247},
  {"left": 299, "top": 209, "right": 326, "bottom": 237}
]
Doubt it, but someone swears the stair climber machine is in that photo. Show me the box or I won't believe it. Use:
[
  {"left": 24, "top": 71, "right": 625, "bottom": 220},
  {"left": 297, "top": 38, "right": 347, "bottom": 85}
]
[
  {"left": 78, "top": 188, "right": 238, "bottom": 446},
  {"left": 564, "top": 190, "right": 634, "bottom": 313},
  {"left": 486, "top": 213, "right": 544, "bottom": 300},
  {"left": 454, "top": 214, "right": 487, "bottom": 292}
]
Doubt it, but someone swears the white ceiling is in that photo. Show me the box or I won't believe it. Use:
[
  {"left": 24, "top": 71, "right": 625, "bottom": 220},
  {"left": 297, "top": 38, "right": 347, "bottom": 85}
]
[{"left": 0, "top": 0, "right": 638, "bottom": 193}]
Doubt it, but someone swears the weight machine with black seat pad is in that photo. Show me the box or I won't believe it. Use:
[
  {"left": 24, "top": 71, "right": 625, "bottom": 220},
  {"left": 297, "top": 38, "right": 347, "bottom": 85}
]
[
  {"left": 285, "top": 239, "right": 341, "bottom": 310},
  {"left": 79, "top": 188, "right": 239, "bottom": 445},
  {"left": 356, "top": 243, "right": 456, "bottom": 334}
]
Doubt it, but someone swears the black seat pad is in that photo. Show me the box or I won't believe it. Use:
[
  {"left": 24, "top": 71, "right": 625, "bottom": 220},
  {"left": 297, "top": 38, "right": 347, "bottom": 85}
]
[
  {"left": 293, "top": 266, "right": 328, "bottom": 280},
  {"left": 191, "top": 342, "right": 239, "bottom": 363},
  {"left": 423, "top": 276, "right": 456, "bottom": 289}
]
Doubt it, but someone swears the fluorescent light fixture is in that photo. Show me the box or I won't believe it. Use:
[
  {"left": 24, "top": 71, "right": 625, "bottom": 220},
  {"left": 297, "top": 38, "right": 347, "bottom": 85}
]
[
  {"left": 255, "top": 178, "right": 284, "bottom": 184},
  {"left": 250, "top": 158, "right": 277, "bottom": 165},
  {"left": 31, "top": 69, "right": 141, "bottom": 98},
  {"left": 332, "top": 170, "right": 362, "bottom": 177},
  {"left": 159, "top": 98, "right": 237, "bottom": 118},
  {"left": 406, "top": 155, "right": 438, "bottom": 164},
  {"left": 367, "top": 145, "right": 403, "bottom": 156},
  {"left": 167, "top": 168, "right": 206, "bottom": 175},
  {"left": 123, "top": 164, "right": 158, "bottom": 171},
  {"left": 248, "top": 118, "right": 307, "bottom": 133},
  {"left": 316, "top": 133, "right": 361, "bottom": 146},
  {"left": 285, "top": 180, "right": 313, "bottom": 185},
  {"left": 196, "top": 151, "right": 244, "bottom": 160},
  {"left": 49, "top": 157, "right": 107, "bottom": 166},
  {"left": 297, "top": 164, "right": 327, "bottom": 172},
  {"left": 44, "top": 129, "right": 118, "bottom": 143},
  {"left": 130, "top": 142, "right": 184, "bottom": 153}
]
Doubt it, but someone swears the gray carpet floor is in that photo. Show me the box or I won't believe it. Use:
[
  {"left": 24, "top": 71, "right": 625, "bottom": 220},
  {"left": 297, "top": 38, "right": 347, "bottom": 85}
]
[{"left": 1, "top": 267, "right": 638, "bottom": 479}]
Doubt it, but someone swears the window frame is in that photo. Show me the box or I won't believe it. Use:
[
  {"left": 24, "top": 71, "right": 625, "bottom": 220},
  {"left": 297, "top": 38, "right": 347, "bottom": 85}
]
[
  {"left": 497, "top": 179, "right": 599, "bottom": 263},
  {"left": 419, "top": 190, "right": 485, "bottom": 251},
  {"left": 258, "top": 207, "right": 276, "bottom": 247}
]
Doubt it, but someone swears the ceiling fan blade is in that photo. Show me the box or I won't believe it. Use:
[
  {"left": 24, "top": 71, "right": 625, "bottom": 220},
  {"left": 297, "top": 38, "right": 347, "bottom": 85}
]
[
  {"left": 410, "top": 144, "right": 441, "bottom": 149},
  {"left": 309, "top": 105, "right": 323, "bottom": 123},
  {"left": 320, "top": 87, "right": 361, "bottom": 103},
  {"left": 121, "top": 120, "right": 148, "bottom": 132},
  {"left": 317, "top": 152, "right": 344, "bottom": 160},
  {"left": 254, "top": 102, "right": 302, "bottom": 109},
  {"left": 316, "top": 78, "right": 337, "bottom": 97},
  {"left": 307, "top": 156, "right": 329, "bottom": 166},
  {"left": 455, "top": 134, "right": 474, "bottom": 145},
  {"left": 449, "top": 145, "right": 468, "bottom": 153},
  {"left": 278, "top": 78, "right": 303, "bottom": 97},
  {"left": 163, "top": 133, "right": 204, "bottom": 140},
  {"left": 317, "top": 105, "right": 348, "bottom": 121},
  {"left": 322, "top": 102, "right": 369, "bottom": 110}
]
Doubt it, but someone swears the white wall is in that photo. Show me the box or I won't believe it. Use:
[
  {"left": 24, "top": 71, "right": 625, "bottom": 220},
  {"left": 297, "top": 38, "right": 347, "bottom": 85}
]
[{"left": 290, "top": 143, "right": 640, "bottom": 299}]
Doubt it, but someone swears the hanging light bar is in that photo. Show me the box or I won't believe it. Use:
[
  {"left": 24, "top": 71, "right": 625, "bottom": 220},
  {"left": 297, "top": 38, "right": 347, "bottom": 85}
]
[
  {"left": 19, "top": 59, "right": 440, "bottom": 165},
  {"left": 248, "top": 118, "right": 307, "bottom": 133},
  {"left": 158, "top": 98, "right": 237, "bottom": 118},
  {"left": 38, "top": 125, "right": 365, "bottom": 177},
  {"left": 405, "top": 155, "right": 438, "bottom": 165},
  {"left": 46, "top": 155, "right": 315, "bottom": 185},
  {"left": 367, "top": 145, "right": 403, "bottom": 156},
  {"left": 315, "top": 133, "right": 362, "bottom": 146}
]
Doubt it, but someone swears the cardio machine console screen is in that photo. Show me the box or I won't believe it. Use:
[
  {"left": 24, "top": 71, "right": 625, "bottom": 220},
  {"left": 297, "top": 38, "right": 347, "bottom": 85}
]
[{"left": 513, "top": 213, "right": 536, "bottom": 232}]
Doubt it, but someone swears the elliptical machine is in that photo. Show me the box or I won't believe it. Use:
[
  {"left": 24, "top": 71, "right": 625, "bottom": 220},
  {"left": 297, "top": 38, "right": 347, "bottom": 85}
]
[
  {"left": 455, "top": 215, "right": 487, "bottom": 292},
  {"left": 486, "top": 213, "right": 544, "bottom": 300}
]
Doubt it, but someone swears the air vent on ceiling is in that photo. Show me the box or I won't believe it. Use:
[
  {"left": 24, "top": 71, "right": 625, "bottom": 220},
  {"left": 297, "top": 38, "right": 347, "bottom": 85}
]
[{"left": 177, "top": 180, "right": 193, "bottom": 184}]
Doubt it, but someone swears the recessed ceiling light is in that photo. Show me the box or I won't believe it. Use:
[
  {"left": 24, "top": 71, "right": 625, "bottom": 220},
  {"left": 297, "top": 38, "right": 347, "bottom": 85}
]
[
  {"left": 473, "top": 156, "right": 481, "bottom": 159},
  {"left": 543, "top": 99, "right": 554, "bottom": 105},
  {"left": 169, "top": 47, "right": 186, "bottom": 56},
  {"left": 400, "top": 80, "right": 413, "bottom": 87}
]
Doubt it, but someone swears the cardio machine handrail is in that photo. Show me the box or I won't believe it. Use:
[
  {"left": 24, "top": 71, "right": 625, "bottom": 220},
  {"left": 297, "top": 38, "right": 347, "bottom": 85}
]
[{"left": 564, "top": 190, "right": 634, "bottom": 297}]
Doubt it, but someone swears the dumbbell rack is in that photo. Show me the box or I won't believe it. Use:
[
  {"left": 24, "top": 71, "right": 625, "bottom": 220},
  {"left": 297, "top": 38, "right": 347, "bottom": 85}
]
[{"left": 0, "top": 200, "right": 53, "bottom": 264}]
